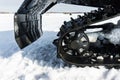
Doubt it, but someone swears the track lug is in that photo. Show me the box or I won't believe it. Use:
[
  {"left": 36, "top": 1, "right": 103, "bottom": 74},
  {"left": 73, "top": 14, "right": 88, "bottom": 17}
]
[{"left": 53, "top": 39, "right": 59, "bottom": 46}]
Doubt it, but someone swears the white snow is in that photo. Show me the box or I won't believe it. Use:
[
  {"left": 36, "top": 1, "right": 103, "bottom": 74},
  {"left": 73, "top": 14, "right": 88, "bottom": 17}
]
[
  {"left": 0, "top": 0, "right": 24, "bottom": 12},
  {"left": 47, "top": 3, "right": 97, "bottom": 13},
  {"left": 106, "top": 28, "right": 120, "bottom": 45},
  {"left": 0, "top": 13, "right": 120, "bottom": 80},
  {"left": 42, "top": 13, "right": 83, "bottom": 31},
  {"left": 0, "top": 14, "right": 14, "bottom": 31}
]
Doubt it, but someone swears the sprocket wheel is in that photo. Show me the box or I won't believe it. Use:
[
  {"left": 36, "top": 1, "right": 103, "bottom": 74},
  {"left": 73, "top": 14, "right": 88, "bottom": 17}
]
[{"left": 60, "top": 30, "right": 89, "bottom": 56}]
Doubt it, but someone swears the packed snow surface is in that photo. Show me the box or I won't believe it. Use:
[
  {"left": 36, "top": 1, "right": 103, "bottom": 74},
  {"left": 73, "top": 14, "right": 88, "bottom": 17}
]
[{"left": 0, "top": 13, "right": 120, "bottom": 80}]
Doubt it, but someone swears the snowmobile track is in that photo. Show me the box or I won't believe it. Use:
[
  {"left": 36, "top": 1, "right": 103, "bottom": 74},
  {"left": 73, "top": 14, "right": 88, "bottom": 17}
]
[{"left": 53, "top": 5, "right": 120, "bottom": 68}]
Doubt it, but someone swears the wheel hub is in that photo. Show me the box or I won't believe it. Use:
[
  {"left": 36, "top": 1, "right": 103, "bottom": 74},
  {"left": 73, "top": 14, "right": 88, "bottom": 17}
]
[
  {"left": 71, "top": 40, "right": 82, "bottom": 49},
  {"left": 61, "top": 31, "right": 89, "bottom": 56}
]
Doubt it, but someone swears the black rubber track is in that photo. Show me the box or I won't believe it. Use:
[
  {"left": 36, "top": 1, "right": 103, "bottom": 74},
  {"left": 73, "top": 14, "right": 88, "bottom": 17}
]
[{"left": 53, "top": 5, "right": 120, "bottom": 69}]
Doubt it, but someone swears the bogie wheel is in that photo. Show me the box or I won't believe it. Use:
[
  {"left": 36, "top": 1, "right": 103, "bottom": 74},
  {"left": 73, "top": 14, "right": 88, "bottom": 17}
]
[{"left": 60, "top": 30, "right": 90, "bottom": 57}]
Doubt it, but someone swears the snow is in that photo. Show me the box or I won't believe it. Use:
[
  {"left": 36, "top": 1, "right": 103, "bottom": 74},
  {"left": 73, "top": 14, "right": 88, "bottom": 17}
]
[
  {"left": 0, "top": 13, "right": 120, "bottom": 80},
  {"left": 0, "top": 0, "right": 24, "bottom": 12},
  {"left": 0, "top": 14, "right": 14, "bottom": 31},
  {"left": 47, "top": 3, "right": 97, "bottom": 13},
  {"left": 107, "top": 28, "right": 120, "bottom": 45},
  {"left": 42, "top": 13, "right": 83, "bottom": 31}
]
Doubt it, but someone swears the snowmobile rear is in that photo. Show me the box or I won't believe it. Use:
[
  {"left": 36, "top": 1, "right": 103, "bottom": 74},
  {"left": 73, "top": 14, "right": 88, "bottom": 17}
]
[{"left": 14, "top": 0, "right": 120, "bottom": 68}]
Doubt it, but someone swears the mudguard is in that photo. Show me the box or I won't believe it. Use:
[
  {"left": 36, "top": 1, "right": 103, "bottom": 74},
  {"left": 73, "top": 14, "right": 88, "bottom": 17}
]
[{"left": 14, "top": 0, "right": 57, "bottom": 48}]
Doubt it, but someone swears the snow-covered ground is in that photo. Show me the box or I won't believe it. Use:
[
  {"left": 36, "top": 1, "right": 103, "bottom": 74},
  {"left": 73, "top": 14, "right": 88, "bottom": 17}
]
[{"left": 0, "top": 13, "right": 120, "bottom": 80}]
